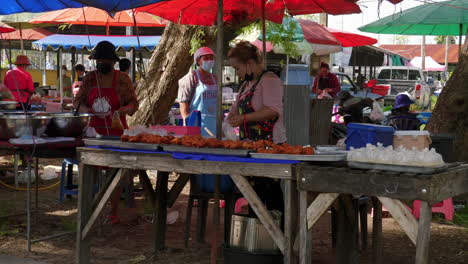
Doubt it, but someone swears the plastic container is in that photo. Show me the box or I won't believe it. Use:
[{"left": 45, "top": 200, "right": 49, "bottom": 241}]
[
  {"left": 224, "top": 246, "right": 282, "bottom": 264},
  {"left": 230, "top": 214, "right": 281, "bottom": 252},
  {"left": 346, "top": 123, "right": 395, "bottom": 150},
  {"left": 430, "top": 133, "right": 456, "bottom": 163},
  {"left": 394, "top": 130, "right": 431, "bottom": 151},
  {"left": 194, "top": 174, "right": 235, "bottom": 193},
  {"left": 417, "top": 112, "right": 432, "bottom": 124},
  {"left": 150, "top": 125, "right": 201, "bottom": 136},
  {"left": 371, "top": 84, "right": 391, "bottom": 96}
]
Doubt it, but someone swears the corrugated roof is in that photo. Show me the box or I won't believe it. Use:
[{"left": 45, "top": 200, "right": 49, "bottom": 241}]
[{"left": 379, "top": 44, "right": 460, "bottom": 64}]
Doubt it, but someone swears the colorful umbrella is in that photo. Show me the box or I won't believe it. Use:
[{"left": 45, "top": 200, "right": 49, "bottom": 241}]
[
  {"left": 0, "top": 28, "right": 52, "bottom": 40},
  {"left": 326, "top": 27, "right": 377, "bottom": 47},
  {"left": 0, "top": 21, "right": 15, "bottom": 33},
  {"left": 136, "top": 0, "right": 361, "bottom": 26},
  {"left": 30, "top": 7, "right": 169, "bottom": 28}
]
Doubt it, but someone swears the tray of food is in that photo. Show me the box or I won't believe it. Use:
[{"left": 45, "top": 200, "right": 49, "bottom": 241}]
[
  {"left": 347, "top": 161, "right": 447, "bottom": 174},
  {"left": 162, "top": 144, "right": 252, "bottom": 156},
  {"left": 84, "top": 138, "right": 162, "bottom": 151},
  {"left": 251, "top": 153, "right": 346, "bottom": 161}
]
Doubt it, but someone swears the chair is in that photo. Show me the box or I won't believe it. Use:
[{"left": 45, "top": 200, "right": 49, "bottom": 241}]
[
  {"left": 412, "top": 199, "right": 454, "bottom": 221},
  {"left": 59, "top": 159, "right": 79, "bottom": 202}
]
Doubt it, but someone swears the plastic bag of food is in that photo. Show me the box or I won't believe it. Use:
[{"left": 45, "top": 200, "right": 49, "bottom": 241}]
[
  {"left": 318, "top": 90, "right": 332, "bottom": 99},
  {"left": 222, "top": 121, "right": 238, "bottom": 141},
  {"left": 369, "top": 101, "right": 384, "bottom": 123},
  {"left": 111, "top": 111, "right": 124, "bottom": 130}
]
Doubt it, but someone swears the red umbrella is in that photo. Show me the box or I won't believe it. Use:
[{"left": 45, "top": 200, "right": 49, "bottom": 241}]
[
  {"left": 31, "top": 7, "right": 168, "bottom": 34},
  {"left": 136, "top": 0, "right": 361, "bottom": 26},
  {"left": 0, "top": 21, "right": 15, "bottom": 33},
  {"left": 1, "top": 28, "right": 51, "bottom": 40},
  {"left": 326, "top": 27, "right": 378, "bottom": 47}
]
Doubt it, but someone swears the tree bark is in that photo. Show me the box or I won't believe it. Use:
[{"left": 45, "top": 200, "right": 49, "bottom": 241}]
[
  {"left": 128, "top": 23, "right": 217, "bottom": 126},
  {"left": 426, "top": 36, "right": 468, "bottom": 161},
  {"left": 128, "top": 22, "right": 246, "bottom": 126}
]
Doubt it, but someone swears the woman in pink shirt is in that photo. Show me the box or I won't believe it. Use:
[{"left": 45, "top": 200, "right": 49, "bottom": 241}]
[
  {"left": 227, "top": 41, "right": 285, "bottom": 215},
  {"left": 227, "top": 41, "right": 286, "bottom": 144},
  {"left": 4, "top": 55, "right": 35, "bottom": 109}
]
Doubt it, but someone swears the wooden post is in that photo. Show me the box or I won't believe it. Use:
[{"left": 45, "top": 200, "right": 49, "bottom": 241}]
[
  {"left": 215, "top": 0, "right": 224, "bottom": 139},
  {"left": 211, "top": 174, "right": 221, "bottom": 264},
  {"left": 336, "top": 195, "right": 358, "bottom": 264},
  {"left": 76, "top": 164, "right": 98, "bottom": 264},
  {"left": 415, "top": 201, "right": 431, "bottom": 264},
  {"left": 372, "top": 197, "right": 383, "bottom": 264},
  {"left": 284, "top": 180, "right": 298, "bottom": 264},
  {"left": 298, "top": 191, "right": 311, "bottom": 264},
  {"left": 153, "top": 171, "right": 169, "bottom": 252}
]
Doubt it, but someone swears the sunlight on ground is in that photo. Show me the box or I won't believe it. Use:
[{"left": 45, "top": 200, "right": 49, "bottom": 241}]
[{"left": 44, "top": 209, "right": 77, "bottom": 216}]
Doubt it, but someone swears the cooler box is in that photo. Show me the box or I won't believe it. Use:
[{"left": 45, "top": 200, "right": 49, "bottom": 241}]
[
  {"left": 346, "top": 123, "right": 395, "bottom": 150},
  {"left": 394, "top": 130, "right": 431, "bottom": 151},
  {"left": 194, "top": 174, "right": 235, "bottom": 193},
  {"left": 371, "top": 84, "right": 390, "bottom": 96},
  {"left": 417, "top": 112, "right": 432, "bottom": 124}
]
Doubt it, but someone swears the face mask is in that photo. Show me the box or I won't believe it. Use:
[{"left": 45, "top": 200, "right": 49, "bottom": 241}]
[
  {"left": 201, "top": 60, "right": 215, "bottom": 72},
  {"left": 97, "top": 63, "right": 113, "bottom": 74}
]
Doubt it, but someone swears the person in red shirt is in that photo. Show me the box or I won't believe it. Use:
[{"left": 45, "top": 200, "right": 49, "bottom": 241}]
[
  {"left": 312, "top": 62, "right": 341, "bottom": 98},
  {"left": 4, "top": 55, "right": 35, "bottom": 109}
]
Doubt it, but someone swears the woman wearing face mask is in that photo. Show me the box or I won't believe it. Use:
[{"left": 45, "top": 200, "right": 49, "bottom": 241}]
[
  {"left": 227, "top": 41, "right": 286, "bottom": 215},
  {"left": 178, "top": 47, "right": 217, "bottom": 136},
  {"left": 74, "top": 41, "right": 138, "bottom": 136}
]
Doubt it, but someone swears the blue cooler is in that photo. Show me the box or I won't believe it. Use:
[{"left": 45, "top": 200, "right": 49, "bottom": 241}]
[{"left": 346, "top": 123, "right": 394, "bottom": 150}]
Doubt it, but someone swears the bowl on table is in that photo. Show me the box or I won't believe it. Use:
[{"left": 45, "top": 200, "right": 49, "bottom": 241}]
[
  {"left": 39, "top": 113, "right": 93, "bottom": 137},
  {"left": 0, "top": 114, "right": 52, "bottom": 140}
]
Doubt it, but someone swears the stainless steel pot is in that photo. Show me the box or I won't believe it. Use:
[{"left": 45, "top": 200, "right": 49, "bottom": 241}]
[
  {"left": 0, "top": 115, "right": 52, "bottom": 140},
  {"left": 40, "top": 113, "right": 93, "bottom": 137}
]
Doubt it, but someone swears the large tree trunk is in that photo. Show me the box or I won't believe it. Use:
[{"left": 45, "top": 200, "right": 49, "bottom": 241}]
[
  {"left": 426, "top": 37, "right": 468, "bottom": 161},
  {"left": 128, "top": 23, "right": 217, "bottom": 126},
  {"left": 128, "top": 22, "right": 245, "bottom": 126}
]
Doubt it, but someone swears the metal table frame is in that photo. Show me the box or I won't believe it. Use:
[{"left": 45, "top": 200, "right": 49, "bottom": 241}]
[
  {"left": 76, "top": 146, "right": 299, "bottom": 264},
  {"left": 296, "top": 164, "right": 468, "bottom": 264}
]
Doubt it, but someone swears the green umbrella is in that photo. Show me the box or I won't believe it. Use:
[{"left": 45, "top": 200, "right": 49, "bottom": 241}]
[{"left": 358, "top": 0, "right": 468, "bottom": 36}]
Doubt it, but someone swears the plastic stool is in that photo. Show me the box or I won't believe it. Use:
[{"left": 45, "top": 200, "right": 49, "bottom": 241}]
[
  {"left": 59, "top": 159, "right": 79, "bottom": 203},
  {"left": 412, "top": 199, "right": 454, "bottom": 221}
]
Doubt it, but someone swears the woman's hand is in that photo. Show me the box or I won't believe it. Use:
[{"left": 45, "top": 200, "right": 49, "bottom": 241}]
[{"left": 228, "top": 114, "right": 243, "bottom": 127}]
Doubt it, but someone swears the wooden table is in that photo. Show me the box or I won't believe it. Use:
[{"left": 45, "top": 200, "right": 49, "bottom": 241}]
[
  {"left": 296, "top": 164, "right": 468, "bottom": 264},
  {"left": 76, "top": 146, "right": 299, "bottom": 264}
]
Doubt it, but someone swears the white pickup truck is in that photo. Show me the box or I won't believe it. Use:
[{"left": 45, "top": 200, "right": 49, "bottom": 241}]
[{"left": 376, "top": 66, "right": 432, "bottom": 109}]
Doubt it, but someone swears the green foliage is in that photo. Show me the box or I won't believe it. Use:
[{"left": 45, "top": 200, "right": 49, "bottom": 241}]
[
  {"left": 61, "top": 218, "right": 77, "bottom": 232},
  {"left": 435, "top": 36, "right": 456, "bottom": 45},
  {"left": 0, "top": 200, "right": 19, "bottom": 237},
  {"left": 190, "top": 28, "right": 207, "bottom": 55},
  {"left": 453, "top": 206, "right": 468, "bottom": 228}
]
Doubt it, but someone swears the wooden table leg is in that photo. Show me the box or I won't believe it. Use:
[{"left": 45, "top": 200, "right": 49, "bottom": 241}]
[
  {"left": 76, "top": 164, "right": 98, "bottom": 264},
  {"left": 299, "top": 191, "right": 311, "bottom": 264},
  {"left": 336, "top": 195, "right": 358, "bottom": 264},
  {"left": 284, "top": 180, "right": 298, "bottom": 264},
  {"left": 211, "top": 175, "right": 221, "bottom": 264},
  {"left": 415, "top": 201, "right": 431, "bottom": 264},
  {"left": 153, "top": 171, "right": 169, "bottom": 252},
  {"left": 372, "top": 197, "right": 383, "bottom": 264}
]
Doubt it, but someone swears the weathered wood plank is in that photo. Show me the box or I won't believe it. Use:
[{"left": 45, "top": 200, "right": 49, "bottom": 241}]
[
  {"left": 284, "top": 180, "right": 298, "bottom": 264},
  {"left": 378, "top": 197, "right": 418, "bottom": 245},
  {"left": 211, "top": 175, "right": 221, "bottom": 264},
  {"left": 372, "top": 197, "right": 383, "bottom": 264},
  {"left": 79, "top": 148, "right": 293, "bottom": 179},
  {"left": 76, "top": 164, "right": 98, "bottom": 264},
  {"left": 415, "top": 201, "right": 431, "bottom": 264},
  {"left": 336, "top": 195, "right": 359, "bottom": 264},
  {"left": 298, "top": 191, "right": 311, "bottom": 264},
  {"left": 154, "top": 171, "right": 169, "bottom": 252},
  {"left": 293, "top": 192, "right": 339, "bottom": 251},
  {"left": 230, "top": 174, "right": 286, "bottom": 254},
  {"left": 81, "top": 170, "right": 123, "bottom": 240},
  {"left": 167, "top": 173, "right": 190, "bottom": 208}
]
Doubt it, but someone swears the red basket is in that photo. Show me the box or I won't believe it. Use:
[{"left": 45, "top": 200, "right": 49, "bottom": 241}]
[
  {"left": 150, "top": 125, "right": 201, "bottom": 136},
  {"left": 371, "top": 85, "right": 390, "bottom": 96}
]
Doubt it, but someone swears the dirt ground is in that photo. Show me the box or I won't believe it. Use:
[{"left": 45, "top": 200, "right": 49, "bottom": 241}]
[{"left": 0, "top": 157, "right": 466, "bottom": 264}]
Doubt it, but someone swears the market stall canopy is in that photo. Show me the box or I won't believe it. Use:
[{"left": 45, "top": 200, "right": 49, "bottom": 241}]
[
  {"left": 0, "top": 21, "right": 15, "bottom": 33},
  {"left": 0, "top": 0, "right": 169, "bottom": 15},
  {"left": 358, "top": 0, "right": 468, "bottom": 35},
  {"left": 326, "top": 27, "right": 377, "bottom": 47},
  {"left": 32, "top": 34, "right": 160, "bottom": 51},
  {"left": 410, "top": 56, "right": 446, "bottom": 71},
  {"left": 0, "top": 13, "right": 53, "bottom": 29},
  {"left": 30, "top": 7, "right": 168, "bottom": 27},
  {"left": 0, "top": 28, "right": 51, "bottom": 40},
  {"left": 136, "top": 0, "right": 361, "bottom": 26}
]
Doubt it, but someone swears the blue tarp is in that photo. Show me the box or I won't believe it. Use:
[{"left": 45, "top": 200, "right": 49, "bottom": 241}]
[
  {"left": 32, "top": 34, "right": 161, "bottom": 51},
  {"left": 1, "top": 0, "right": 167, "bottom": 15}
]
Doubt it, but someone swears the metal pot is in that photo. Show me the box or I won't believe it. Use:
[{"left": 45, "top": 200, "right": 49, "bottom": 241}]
[
  {"left": 41, "top": 113, "right": 93, "bottom": 137},
  {"left": 0, "top": 115, "right": 52, "bottom": 140},
  {"left": 0, "top": 101, "right": 17, "bottom": 110}
]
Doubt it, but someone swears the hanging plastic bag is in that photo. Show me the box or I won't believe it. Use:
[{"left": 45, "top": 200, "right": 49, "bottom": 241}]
[
  {"left": 317, "top": 90, "right": 332, "bottom": 99},
  {"left": 222, "top": 120, "right": 239, "bottom": 141},
  {"left": 111, "top": 111, "right": 124, "bottom": 130},
  {"left": 369, "top": 101, "right": 385, "bottom": 123}
]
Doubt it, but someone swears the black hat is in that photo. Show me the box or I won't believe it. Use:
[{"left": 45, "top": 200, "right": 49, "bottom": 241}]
[{"left": 89, "top": 41, "right": 120, "bottom": 61}]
